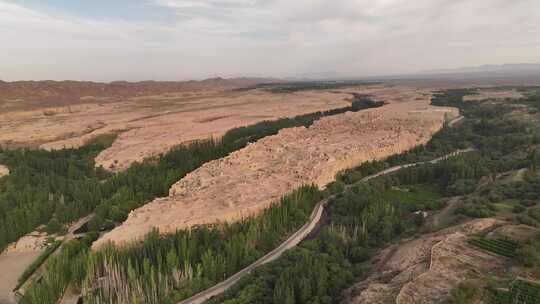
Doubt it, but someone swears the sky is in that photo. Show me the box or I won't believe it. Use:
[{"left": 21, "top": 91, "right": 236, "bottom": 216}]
[{"left": 1, "top": 0, "right": 539, "bottom": 81}]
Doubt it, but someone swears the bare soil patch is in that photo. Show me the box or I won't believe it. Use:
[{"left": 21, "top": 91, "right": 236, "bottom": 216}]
[
  {"left": 0, "top": 233, "right": 50, "bottom": 304},
  {"left": 0, "top": 252, "right": 41, "bottom": 304}
]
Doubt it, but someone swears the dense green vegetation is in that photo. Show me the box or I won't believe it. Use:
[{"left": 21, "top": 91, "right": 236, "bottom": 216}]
[
  {"left": 208, "top": 180, "right": 435, "bottom": 304},
  {"left": 15, "top": 239, "right": 62, "bottom": 290},
  {"left": 238, "top": 81, "right": 378, "bottom": 93},
  {"left": 22, "top": 187, "right": 322, "bottom": 304},
  {"left": 208, "top": 89, "right": 540, "bottom": 304},
  {"left": 447, "top": 281, "right": 486, "bottom": 304},
  {"left": 208, "top": 160, "right": 454, "bottom": 304},
  {"left": 22, "top": 232, "right": 99, "bottom": 304},
  {"left": 13, "top": 88, "right": 540, "bottom": 303},
  {"left": 518, "top": 233, "right": 540, "bottom": 270},
  {"left": 381, "top": 185, "right": 443, "bottom": 211},
  {"left": 0, "top": 135, "right": 114, "bottom": 251},
  {"left": 0, "top": 100, "right": 375, "bottom": 253},
  {"left": 490, "top": 280, "right": 540, "bottom": 304},
  {"left": 14, "top": 100, "right": 385, "bottom": 304},
  {"left": 517, "top": 89, "right": 540, "bottom": 112},
  {"left": 468, "top": 237, "right": 518, "bottom": 258}
]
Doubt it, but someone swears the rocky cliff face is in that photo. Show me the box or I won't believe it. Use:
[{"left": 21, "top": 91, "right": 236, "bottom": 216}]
[
  {"left": 342, "top": 218, "right": 505, "bottom": 304},
  {"left": 94, "top": 99, "right": 458, "bottom": 248}
]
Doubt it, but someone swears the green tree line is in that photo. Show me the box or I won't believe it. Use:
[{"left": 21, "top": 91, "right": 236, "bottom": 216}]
[
  {"left": 0, "top": 100, "right": 376, "bottom": 252},
  {"left": 22, "top": 186, "right": 322, "bottom": 304},
  {"left": 208, "top": 88, "right": 540, "bottom": 304}
]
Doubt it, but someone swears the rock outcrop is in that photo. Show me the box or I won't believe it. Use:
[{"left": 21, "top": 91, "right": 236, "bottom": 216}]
[
  {"left": 343, "top": 218, "right": 507, "bottom": 304},
  {"left": 94, "top": 99, "right": 458, "bottom": 248},
  {"left": 0, "top": 165, "right": 9, "bottom": 178}
]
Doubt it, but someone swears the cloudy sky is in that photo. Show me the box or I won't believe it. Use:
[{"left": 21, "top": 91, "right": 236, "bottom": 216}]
[{"left": 1, "top": 0, "right": 539, "bottom": 81}]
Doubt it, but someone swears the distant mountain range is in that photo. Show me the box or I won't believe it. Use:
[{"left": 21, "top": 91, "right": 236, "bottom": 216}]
[
  {"left": 355, "top": 63, "right": 540, "bottom": 86},
  {"left": 417, "top": 63, "right": 540, "bottom": 77}
]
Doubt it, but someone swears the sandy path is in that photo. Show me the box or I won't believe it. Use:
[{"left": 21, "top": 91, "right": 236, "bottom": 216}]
[
  {"left": 0, "top": 251, "right": 41, "bottom": 304},
  {"left": 94, "top": 98, "right": 458, "bottom": 247}
]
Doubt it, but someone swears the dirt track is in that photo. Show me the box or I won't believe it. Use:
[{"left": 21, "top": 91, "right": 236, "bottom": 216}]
[
  {"left": 0, "top": 232, "right": 49, "bottom": 304},
  {"left": 0, "top": 251, "right": 41, "bottom": 304}
]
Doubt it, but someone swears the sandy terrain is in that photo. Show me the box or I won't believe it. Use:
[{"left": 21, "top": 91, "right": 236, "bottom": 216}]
[
  {"left": 3, "top": 233, "right": 49, "bottom": 254},
  {"left": 94, "top": 98, "right": 458, "bottom": 247},
  {"left": 0, "top": 79, "right": 432, "bottom": 172},
  {"left": 0, "top": 86, "right": 355, "bottom": 171},
  {"left": 0, "top": 233, "right": 49, "bottom": 304},
  {"left": 0, "top": 78, "right": 272, "bottom": 111},
  {"left": 0, "top": 165, "right": 8, "bottom": 178},
  {"left": 464, "top": 88, "right": 524, "bottom": 101},
  {"left": 91, "top": 89, "right": 354, "bottom": 171},
  {"left": 343, "top": 218, "right": 507, "bottom": 304},
  {"left": 0, "top": 252, "right": 41, "bottom": 304}
]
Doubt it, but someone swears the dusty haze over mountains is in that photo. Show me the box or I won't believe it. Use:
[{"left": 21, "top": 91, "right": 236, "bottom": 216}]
[
  {"left": 2, "top": 1, "right": 540, "bottom": 304},
  {"left": 1, "top": 0, "right": 540, "bottom": 81}
]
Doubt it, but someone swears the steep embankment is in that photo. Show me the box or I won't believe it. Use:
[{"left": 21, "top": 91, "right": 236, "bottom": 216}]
[
  {"left": 342, "top": 219, "right": 520, "bottom": 304},
  {"left": 94, "top": 99, "right": 458, "bottom": 248}
]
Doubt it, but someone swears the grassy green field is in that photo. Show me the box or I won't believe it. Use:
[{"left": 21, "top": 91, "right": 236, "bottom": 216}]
[
  {"left": 381, "top": 184, "right": 444, "bottom": 212},
  {"left": 468, "top": 237, "right": 519, "bottom": 258}
]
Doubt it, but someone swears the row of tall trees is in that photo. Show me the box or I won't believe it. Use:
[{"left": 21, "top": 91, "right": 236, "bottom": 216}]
[
  {"left": 17, "top": 89, "right": 540, "bottom": 303},
  {"left": 208, "top": 89, "right": 540, "bottom": 304},
  {"left": 0, "top": 136, "right": 114, "bottom": 251},
  {"left": 1, "top": 100, "right": 375, "bottom": 253},
  {"left": 208, "top": 179, "right": 430, "bottom": 304},
  {"left": 21, "top": 186, "right": 322, "bottom": 304},
  {"left": 16, "top": 100, "right": 385, "bottom": 304}
]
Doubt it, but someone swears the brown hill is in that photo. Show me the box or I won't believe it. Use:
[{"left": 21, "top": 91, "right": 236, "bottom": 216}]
[
  {"left": 94, "top": 98, "right": 458, "bottom": 247},
  {"left": 0, "top": 78, "right": 275, "bottom": 111}
]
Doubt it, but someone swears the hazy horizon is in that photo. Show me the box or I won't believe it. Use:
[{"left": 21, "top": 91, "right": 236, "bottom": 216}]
[{"left": 1, "top": 0, "right": 540, "bottom": 82}]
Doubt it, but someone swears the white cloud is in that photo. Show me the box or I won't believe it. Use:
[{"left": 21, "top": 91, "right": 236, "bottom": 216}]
[{"left": 0, "top": 0, "right": 539, "bottom": 81}]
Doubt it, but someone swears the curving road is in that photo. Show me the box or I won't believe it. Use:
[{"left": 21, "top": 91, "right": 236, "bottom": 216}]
[{"left": 178, "top": 147, "right": 474, "bottom": 304}]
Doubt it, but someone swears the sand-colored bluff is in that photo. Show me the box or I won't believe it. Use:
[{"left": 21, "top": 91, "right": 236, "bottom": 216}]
[
  {"left": 95, "top": 99, "right": 458, "bottom": 247},
  {"left": 0, "top": 165, "right": 9, "bottom": 178}
]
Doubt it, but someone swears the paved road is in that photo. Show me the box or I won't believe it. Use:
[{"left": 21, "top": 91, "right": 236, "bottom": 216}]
[
  {"left": 178, "top": 200, "right": 327, "bottom": 304},
  {"left": 448, "top": 115, "right": 465, "bottom": 127},
  {"left": 178, "top": 147, "right": 475, "bottom": 304}
]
